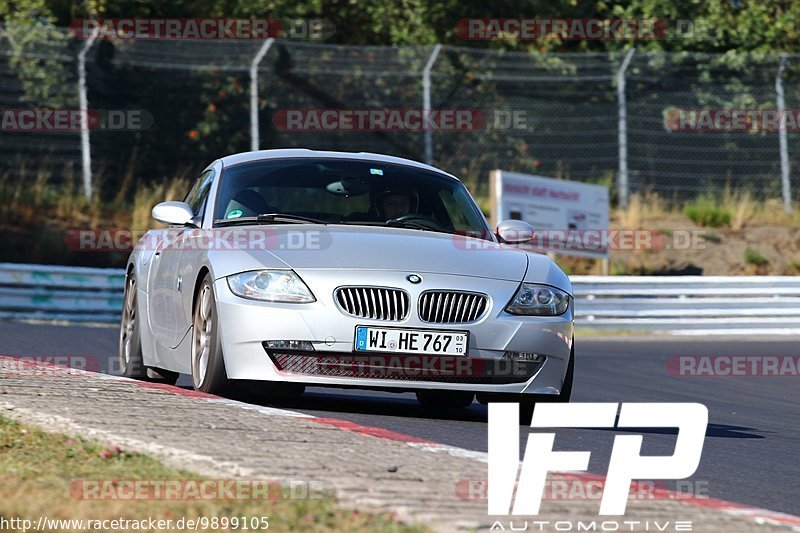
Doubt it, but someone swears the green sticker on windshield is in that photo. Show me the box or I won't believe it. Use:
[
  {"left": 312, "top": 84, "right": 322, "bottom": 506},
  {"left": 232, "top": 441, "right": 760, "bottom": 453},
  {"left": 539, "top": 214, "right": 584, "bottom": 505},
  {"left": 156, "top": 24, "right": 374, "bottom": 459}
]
[
  {"left": 370, "top": 168, "right": 383, "bottom": 175},
  {"left": 226, "top": 209, "right": 243, "bottom": 219}
]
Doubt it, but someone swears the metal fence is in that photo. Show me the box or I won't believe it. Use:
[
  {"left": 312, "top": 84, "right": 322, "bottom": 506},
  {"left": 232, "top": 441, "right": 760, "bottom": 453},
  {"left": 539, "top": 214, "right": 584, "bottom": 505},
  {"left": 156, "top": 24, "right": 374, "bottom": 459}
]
[
  {"left": 2, "top": 263, "right": 798, "bottom": 335},
  {"left": 2, "top": 27, "right": 800, "bottom": 207}
]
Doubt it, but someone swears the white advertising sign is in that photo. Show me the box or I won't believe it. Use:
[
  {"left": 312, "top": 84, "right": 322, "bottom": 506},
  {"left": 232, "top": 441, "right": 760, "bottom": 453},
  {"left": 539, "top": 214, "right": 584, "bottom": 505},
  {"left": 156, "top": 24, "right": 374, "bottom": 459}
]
[{"left": 490, "top": 170, "right": 610, "bottom": 258}]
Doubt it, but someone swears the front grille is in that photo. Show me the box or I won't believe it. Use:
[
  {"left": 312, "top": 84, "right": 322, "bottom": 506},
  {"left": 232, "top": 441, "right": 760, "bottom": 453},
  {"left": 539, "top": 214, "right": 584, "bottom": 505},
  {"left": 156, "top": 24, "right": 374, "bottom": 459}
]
[
  {"left": 335, "top": 287, "right": 409, "bottom": 321},
  {"left": 418, "top": 291, "right": 488, "bottom": 323},
  {"left": 267, "top": 351, "right": 542, "bottom": 385}
]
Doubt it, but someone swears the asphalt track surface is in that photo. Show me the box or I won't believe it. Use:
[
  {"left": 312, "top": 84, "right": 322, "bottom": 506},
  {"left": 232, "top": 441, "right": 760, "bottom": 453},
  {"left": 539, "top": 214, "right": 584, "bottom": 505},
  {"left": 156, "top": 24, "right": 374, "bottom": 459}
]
[{"left": 1, "top": 320, "right": 797, "bottom": 516}]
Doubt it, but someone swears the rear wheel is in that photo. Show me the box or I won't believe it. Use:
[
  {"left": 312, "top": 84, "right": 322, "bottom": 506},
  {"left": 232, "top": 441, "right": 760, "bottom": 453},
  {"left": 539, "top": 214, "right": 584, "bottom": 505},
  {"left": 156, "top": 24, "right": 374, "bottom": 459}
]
[
  {"left": 415, "top": 390, "right": 475, "bottom": 409},
  {"left": 119, "top": 271, "right": 147, "bottom": 379},
  {"left": 119, "top": 271, "right": 178, "bottom": 384},
  {"left": 191, "top": 274, "right": 231, "bottom": 395}
]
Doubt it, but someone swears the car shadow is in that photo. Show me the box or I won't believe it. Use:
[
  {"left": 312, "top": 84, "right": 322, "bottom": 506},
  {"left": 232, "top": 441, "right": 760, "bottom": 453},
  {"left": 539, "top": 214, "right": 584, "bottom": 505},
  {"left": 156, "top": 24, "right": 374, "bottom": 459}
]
[
  {"left": 175, "top": 383, "right": 766, "bottom": 439},
  {"left": 582, "top": 423, "right": 765, "bottom": 439},
  {"left": 176, "top": 381, "right": 491, "bottom": 423},
  {"left": 247, "top": 387, "right": 492, "bottom": 423}
]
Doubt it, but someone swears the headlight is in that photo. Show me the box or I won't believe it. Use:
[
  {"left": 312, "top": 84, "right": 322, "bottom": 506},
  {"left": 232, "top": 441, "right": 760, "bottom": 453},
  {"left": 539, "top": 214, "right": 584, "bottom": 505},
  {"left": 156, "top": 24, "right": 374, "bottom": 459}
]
[
  {"left": 227, "top": 270, "right": 315, "bottom": 303},
  {"left": 505, "top": 283, "right": 570, "bottom": 316}
]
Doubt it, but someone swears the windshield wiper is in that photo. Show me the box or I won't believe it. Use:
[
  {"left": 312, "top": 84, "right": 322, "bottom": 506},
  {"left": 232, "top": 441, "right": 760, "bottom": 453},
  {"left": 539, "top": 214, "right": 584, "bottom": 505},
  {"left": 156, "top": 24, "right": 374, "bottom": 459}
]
[
  {"left": 385, "top": 219, "right": 433, "bottom": 231},
  {"left": 214, "top": 213, "right": 329, "bottom": 227},
  {"left": 337, "top": 219, "right": 450, "bottom": 234},
  {"left": 257, "top": 213, "right": 329, "bottom": 224}
]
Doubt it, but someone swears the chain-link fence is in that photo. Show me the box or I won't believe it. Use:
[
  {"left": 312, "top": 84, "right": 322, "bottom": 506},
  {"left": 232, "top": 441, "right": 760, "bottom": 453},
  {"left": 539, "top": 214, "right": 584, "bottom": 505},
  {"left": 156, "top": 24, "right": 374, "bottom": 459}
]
[{"left": 1, "top": 26, "right": 799, "bottom": 207}]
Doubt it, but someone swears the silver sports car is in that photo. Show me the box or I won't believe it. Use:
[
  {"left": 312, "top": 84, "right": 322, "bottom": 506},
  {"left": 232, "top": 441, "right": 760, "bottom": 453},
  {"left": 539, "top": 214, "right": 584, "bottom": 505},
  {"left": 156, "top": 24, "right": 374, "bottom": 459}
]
[{"left": 120, "top": 149, "right": 574, "bottom": 416}]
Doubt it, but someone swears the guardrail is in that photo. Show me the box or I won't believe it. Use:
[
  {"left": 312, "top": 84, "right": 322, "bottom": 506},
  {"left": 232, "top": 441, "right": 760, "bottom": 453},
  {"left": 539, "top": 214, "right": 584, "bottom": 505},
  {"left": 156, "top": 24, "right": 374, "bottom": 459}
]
[
  {"left": 573, "top": 276, "right": 800, "bottom": 335},
  {"left": 1, "top": 263, "right": 799, "bottom": 335},
  {"left": 0, "top": 263, "right": 125, "bottom": 323}
]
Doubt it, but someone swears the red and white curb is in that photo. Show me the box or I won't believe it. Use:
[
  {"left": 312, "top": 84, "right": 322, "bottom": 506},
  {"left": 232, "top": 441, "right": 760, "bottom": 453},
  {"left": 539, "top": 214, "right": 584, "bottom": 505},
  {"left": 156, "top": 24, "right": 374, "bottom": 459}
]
[{"left": 3, "top": 356, "right": 800, "bottom": 531}]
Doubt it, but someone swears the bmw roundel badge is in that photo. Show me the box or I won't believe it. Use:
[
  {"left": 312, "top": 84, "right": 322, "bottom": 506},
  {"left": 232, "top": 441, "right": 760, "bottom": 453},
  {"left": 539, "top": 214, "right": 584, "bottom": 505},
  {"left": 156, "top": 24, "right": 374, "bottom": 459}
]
[{"left": 406, "top": 274, "right": 422, "bottom": 284}]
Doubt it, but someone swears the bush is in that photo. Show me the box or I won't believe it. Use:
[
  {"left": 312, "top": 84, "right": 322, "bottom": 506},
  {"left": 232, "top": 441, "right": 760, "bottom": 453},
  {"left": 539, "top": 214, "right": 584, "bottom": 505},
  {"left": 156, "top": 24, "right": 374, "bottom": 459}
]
[
  {"left": 683, "top": 195, "right": 732, "bottom": 227},
  {"left": 744, "top": 249, "right": 767, "bottom": 266}
]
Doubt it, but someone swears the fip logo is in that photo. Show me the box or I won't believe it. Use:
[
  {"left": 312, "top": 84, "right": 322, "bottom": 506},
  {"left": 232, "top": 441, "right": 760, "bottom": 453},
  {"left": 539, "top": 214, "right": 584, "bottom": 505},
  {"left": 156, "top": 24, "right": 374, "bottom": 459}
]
[{"left": 488, "top": 402, "right": 708, "bottom": 515}]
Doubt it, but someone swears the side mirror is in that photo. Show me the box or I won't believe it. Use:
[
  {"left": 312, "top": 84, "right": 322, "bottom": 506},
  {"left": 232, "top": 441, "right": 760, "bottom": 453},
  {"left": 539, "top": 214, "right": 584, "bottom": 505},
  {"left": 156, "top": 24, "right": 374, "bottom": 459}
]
[
  {"left": 152, "top": 201, "right": 195, "bottom": 226},
  {"left": 496, "top": 219, "right": 534, "bottom": 244}
]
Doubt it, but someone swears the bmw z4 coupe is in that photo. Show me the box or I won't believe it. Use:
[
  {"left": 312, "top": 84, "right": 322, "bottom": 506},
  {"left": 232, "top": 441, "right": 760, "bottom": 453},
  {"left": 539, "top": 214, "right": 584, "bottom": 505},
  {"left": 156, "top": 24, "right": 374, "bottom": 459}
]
[{"left": 120, "top": 149, "right": 574, "bottom": 416}]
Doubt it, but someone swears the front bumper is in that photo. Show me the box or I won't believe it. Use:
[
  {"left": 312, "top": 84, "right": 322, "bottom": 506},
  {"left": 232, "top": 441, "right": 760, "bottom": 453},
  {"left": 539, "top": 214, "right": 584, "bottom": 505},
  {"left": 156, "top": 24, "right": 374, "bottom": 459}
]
[{"left": 213, "top": 270, "right": 573, "bottom": 396}]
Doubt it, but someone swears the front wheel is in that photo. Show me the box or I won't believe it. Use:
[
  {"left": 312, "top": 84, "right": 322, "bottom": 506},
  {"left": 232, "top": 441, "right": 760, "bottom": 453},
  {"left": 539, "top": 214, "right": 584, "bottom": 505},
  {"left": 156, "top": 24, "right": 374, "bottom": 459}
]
[{"left": 191, "top": 274, "right": 231, "bottom": 395}]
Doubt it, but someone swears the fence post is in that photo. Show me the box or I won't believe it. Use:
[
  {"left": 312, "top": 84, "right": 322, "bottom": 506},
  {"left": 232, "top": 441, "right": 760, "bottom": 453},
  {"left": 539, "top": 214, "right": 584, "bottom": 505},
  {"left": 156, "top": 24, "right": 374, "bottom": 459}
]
[
  {"left": 616, "top": 49, "right": 635, "bottom": 208},
  {"left": 422, "top": 44, "right": 442, "bottom": 166},
  {"left": 77, "top": 29, "right": 99, "bottom": 201},
  {"left": 250, "top": 38, "right": 275, "bottom": 152},
  {"left": 776, "top": 53, "right": 792, "bottom": 213}
]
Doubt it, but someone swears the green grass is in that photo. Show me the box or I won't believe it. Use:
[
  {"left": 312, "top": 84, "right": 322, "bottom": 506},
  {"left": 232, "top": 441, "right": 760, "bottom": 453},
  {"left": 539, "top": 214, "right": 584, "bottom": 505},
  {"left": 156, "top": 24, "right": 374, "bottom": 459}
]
[
  {"left": 0, "top": 416, "right": 426, "bottom": 532},
  {"left": 682, "top": 195, "right": 732, "bottom": 228},
  {"left": 744, "top": 249, "right": 767, "bottom": 266}
]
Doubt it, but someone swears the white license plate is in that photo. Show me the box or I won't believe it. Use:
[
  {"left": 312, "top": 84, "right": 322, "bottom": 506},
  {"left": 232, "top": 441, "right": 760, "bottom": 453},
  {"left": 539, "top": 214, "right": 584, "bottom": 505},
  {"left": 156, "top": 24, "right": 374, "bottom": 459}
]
[{"left": 354, "top": 326, "right": 468, "bottom": 356}]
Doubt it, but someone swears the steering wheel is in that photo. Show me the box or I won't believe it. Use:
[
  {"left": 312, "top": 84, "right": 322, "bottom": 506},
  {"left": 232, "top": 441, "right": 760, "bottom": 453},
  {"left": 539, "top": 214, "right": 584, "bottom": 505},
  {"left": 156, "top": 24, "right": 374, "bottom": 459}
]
[{"left": 386, "top": 213, "right": 445, "bottom": 231}]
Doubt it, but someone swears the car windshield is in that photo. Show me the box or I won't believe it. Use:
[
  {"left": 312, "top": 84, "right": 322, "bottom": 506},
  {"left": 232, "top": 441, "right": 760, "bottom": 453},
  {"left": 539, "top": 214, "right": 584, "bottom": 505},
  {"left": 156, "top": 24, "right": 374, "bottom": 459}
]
[{"left": 213, "top": 158, "right": 493, "bottom": 239}]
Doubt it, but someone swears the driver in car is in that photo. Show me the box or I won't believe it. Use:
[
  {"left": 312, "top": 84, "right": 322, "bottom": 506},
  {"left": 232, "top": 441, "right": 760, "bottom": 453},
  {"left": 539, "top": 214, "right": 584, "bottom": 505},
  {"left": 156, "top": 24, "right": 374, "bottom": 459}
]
[{"left": 377, "top": 189, "right": 418, "bottom": 221}]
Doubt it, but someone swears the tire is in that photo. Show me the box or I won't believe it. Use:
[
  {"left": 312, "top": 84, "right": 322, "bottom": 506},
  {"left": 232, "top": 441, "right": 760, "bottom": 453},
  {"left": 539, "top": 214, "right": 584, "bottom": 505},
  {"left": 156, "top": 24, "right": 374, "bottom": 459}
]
[
  {"left": 146, "top": 367, "right": 180, "bottom": 384},
  {"left": 558, "top": 342, "right": 575, "bottom": 403},
  {"left": 191, "top": 273, "right": 231, "bottom": 395},
  {"left": 518, "top": 398, "right": 536, "bottom": 426},
  {"left": 415, "top": 390, "right": 475, "bottom": 409},
  {"left": 119, "top": 270, "right": 179, "bottom": 385},
  {"left": 119, "top": 270, "right": 148, "bottom": 379}
]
